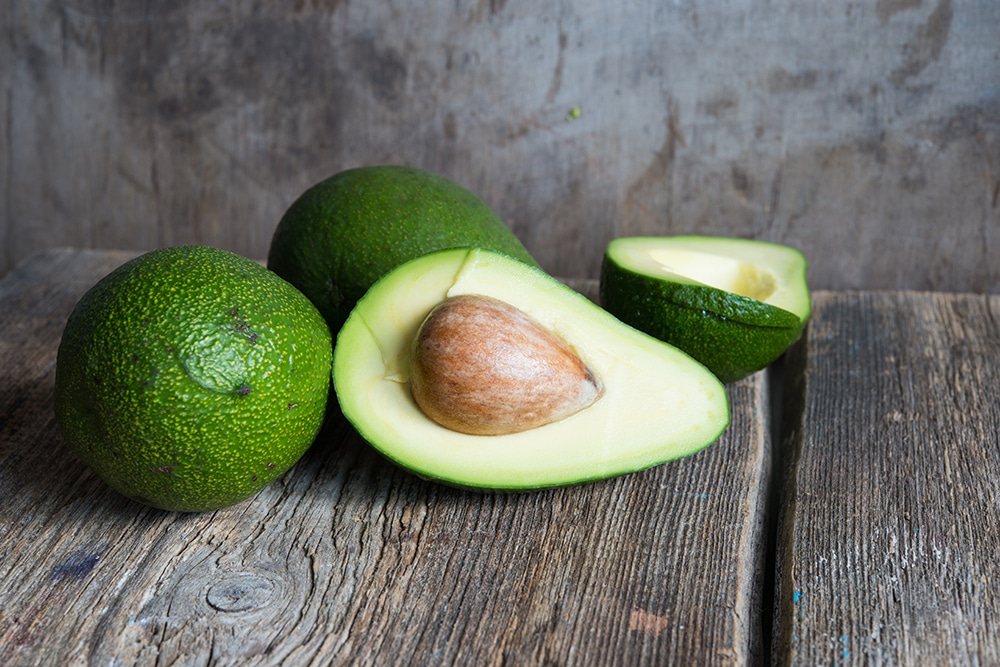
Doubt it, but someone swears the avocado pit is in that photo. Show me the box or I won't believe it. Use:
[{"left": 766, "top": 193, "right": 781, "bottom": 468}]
[{"left": 409, "top": 294, "right": 604, "bottom": 436}]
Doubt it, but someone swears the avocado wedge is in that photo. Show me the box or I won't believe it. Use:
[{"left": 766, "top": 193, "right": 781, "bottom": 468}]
[{"left": 600, "top": 236, "right": 810, "bottom": 383}]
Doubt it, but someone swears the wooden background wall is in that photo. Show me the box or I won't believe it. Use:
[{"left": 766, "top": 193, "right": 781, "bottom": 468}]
[{"left": 2, "top": 0, "right": 998, "bottom": 290}]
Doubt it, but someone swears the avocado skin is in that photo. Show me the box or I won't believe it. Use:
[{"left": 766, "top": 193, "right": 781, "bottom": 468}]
[
  {"left": 267, "top": 166, "right": 539, "bottom": 335},
  {"left": 54, "top": 246, "right": 332, "bottom": 512},
  {"left": 599, "top": 255, "right": 806, "bottom": 383}
]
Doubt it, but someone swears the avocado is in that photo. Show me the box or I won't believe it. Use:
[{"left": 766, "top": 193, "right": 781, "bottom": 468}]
[
  {"left": 600, "top": 236, "right": 810, "bottom": 383},
  {"left": 54, "top": 246, "right": 333, "bottom": 512},
  {"left": 333, "top": 247, "right": 730, "bottom": 490},
  {"left": 267, "top": 165, "right": 539, "bottom": 335}
]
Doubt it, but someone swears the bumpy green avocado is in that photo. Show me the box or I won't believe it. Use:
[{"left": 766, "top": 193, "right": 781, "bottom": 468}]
[
  {"left": 334, "top": 247, "right": 730, "bottom": 490},
  {"left": 600, "top": 236, "right": 811, "bottom": 383},
  {"left": 267, "top": 165, "right": 539, "bottom": 335},
  {"left": 54, "top": 246, "right": 333, "bottom": 512}
]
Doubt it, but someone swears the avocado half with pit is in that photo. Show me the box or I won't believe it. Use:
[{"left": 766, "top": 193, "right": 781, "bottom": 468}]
[
  {"left": 600, "top": 236, "right": 810, "bottom": 384},
  {"left": 334, "top": 247, "right": 730, "bottom": 490}
]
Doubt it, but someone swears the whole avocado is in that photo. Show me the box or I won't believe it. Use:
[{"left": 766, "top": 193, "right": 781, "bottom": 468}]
[
  {"left": 266, "top": 166, "right": 539, "bottom": 335},
  {"left": 54, "top": 246, "right": 333, "bottom": 512}
]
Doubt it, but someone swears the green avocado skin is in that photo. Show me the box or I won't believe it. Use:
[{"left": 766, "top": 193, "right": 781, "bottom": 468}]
[
  {"left": 54, "top": 246, "right": 333, "bottom": 512},
  {"left": 599, "top": 256, "right": 806, "bottom": 383},
  {"left": 267, "top": 166, "right": 539, "bottom": 335}
]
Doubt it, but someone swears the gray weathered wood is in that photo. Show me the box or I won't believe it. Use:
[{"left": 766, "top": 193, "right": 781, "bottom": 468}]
[
  {"left": 3, "top": 1, "right": 999, "bottom": 291},
  {"left": 773, "top": 291, "right": 1000, "bottom": 665},
  {"left": 0, "top": 248, "right": 771, "bottom": 666}
]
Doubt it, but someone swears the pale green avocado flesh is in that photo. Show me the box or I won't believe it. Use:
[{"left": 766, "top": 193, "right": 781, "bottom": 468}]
[
  {"left": 334, "top": 247, "right": 730, "bottom": 490},
  {"left": 600, "top": 236, "right": 811, "bottom": 383}
]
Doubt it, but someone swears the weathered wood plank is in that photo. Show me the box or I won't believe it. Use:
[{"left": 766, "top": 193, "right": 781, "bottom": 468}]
[
  {"left": 0, "top": 248, "right": 771, "bottom": 666},
  {"left": 3, "top": 2, "right": 1000, "bottom": 291},
  {"left": 773, "top": 291, "right": 1000, "bottom": 665}
]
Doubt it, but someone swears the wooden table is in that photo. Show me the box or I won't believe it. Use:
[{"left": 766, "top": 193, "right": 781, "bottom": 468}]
[{"left": 1, "top": 249, "right": 998, "bottom": 666}]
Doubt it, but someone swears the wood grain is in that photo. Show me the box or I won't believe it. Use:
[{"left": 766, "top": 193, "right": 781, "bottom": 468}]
[
  {"left": 3, "top": 2, "right": 1000, "bottom": 291},
  {"left": 773, "top": 291, "right": 1000, "bottom": 665},
  {"left": 0, "top": 248, "right": 771, "bottom": 666}
]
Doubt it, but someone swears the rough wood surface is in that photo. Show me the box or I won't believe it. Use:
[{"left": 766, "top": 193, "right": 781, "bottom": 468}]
[
  {"left": 773, "top": 291, "right": 1000, "bottom": 665},
  {"left": 3, "top": 2, "right": 999, "bottom": 290},
  {"left": 0, "top": 248, "right": 771, "bottom": 666}
]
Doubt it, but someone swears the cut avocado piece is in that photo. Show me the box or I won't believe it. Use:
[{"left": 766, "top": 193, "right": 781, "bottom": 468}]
[
  {"left": 334, "top": 247, "right": 730, "bottom": 490},
  {"left": 600, "top": 236, "right": 810, "bottom": 384}
]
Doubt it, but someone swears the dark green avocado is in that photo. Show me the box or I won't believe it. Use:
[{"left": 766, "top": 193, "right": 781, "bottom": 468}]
[
  {"left": 600, "top": 236, "right": 811, "bottom": 383},
  {"left": 267, "top": 165, "right": 539, "bottom": 335}
]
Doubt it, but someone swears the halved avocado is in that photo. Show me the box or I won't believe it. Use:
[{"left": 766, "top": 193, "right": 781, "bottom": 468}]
[
  {"left": 334, "top": 247, "right": 730, "bottom": 490},
  {"left": 600, "top": 236, "right": 810, "bottom": 383}
]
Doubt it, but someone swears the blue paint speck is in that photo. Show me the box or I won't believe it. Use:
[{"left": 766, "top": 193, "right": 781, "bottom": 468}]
[{"left": 793, "top": 590, "right": 802, "bottom": 604}]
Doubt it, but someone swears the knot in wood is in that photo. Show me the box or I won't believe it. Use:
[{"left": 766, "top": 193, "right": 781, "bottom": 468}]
[{"left": 205, "top": 573, "right": 277, "bottom": 613}]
